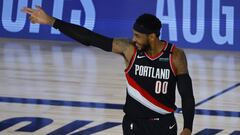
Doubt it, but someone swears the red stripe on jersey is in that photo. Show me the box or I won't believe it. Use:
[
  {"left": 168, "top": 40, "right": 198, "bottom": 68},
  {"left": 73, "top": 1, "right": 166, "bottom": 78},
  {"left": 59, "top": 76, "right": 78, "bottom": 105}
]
[
  {"left": 170, "top": 45, "right": 176, "bottom": 76},
  {"left": 125, "top": 47, "right": 137, "bottom": 73},
  {"left": 145, "top": 41, "right": 168, "bottom": 60},
  {"left": 125, "top": 73, "right": 175, "bottom": 112}
]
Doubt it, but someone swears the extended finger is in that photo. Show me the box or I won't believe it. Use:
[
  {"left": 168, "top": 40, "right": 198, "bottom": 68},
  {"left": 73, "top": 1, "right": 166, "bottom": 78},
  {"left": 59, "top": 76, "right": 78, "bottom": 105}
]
[{"left": 21, "top": 7, "right": 34, "bottom": 15}]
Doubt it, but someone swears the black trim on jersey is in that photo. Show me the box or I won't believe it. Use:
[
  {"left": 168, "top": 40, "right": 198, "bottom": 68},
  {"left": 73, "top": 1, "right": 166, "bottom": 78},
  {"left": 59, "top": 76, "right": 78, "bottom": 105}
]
[
  {"left": 169, "top": 44, "right": 177, "bottom": 76},
  {"left": 162, "top": 43, "right": 173, "bottom": 54}
]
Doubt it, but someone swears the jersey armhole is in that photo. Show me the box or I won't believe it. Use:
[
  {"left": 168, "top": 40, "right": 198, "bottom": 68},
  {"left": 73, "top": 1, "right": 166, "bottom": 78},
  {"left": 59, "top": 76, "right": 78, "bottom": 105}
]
[
  {"left": 125, "top": 47, "right": 137, "bottom": 73},
  {"left": 170, "top": 45, "right": 177, "bottom": 76}
]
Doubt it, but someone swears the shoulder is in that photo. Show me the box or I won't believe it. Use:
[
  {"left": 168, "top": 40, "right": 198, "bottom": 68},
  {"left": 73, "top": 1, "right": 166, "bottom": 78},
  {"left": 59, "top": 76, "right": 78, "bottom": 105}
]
[
  {"left": 112, "top": 38, "right": 136, "bottom": 63},
  {"left": 112, "top": 38, "right": 134, "bottom": 54},
  {"left": 172, "top": 46, "right": 188, "bottom": 75},
  {"left": 124, "top": 42, "right": 136, "bottom": 62},
  {"left": 172, "top": 47, "right": 185, "bottom": 59}
]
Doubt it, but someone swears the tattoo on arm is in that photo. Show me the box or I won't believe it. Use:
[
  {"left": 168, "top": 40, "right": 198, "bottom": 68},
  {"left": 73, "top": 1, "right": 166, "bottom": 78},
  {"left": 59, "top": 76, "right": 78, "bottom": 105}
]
[
  {"left": 112, "top": 38, "right": 131, "bottom": 54},
  {"left": 112, "top": 38, "right": 135, "bottom": 65}
]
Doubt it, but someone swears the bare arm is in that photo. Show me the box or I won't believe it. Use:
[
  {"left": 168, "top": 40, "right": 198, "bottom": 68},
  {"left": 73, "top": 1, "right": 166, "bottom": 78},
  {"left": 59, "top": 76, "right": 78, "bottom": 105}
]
[
  {"left": 172, "top": 48, "right": 188, "bottom": 75},
  {"left": 112, "top": 39, "right": 135, "bottom": 65}
]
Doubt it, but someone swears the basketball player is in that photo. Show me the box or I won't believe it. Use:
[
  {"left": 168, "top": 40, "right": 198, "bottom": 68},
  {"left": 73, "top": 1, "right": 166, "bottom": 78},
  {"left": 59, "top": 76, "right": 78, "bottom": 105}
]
[{"left": 22, "top": 6, "right": 195, "bottom": 135}]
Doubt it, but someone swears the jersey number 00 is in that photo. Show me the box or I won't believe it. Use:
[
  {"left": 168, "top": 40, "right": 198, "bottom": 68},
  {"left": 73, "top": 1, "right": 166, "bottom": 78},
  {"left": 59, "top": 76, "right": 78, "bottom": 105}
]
[{"left": 155, "top": 81, "right": 168, "bottom": 94}]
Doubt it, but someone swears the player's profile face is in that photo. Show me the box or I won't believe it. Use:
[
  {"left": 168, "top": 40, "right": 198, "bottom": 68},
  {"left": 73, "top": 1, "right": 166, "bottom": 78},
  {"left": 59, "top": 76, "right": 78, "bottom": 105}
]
[{"left": 132, "top": 30, "right": 149, "bottom": 51}]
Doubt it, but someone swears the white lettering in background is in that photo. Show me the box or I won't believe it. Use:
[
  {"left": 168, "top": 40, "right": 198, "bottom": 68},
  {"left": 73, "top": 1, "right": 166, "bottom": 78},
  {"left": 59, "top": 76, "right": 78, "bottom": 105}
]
[
  {"left": 156, "top": 0, "right": 177, "bottom": 41},
  {"left": 50, "top": 0, "right": 96, "bottom": 34},
  {"left": 212, "top": 0, "right": 234, "bottom": 45},
  {"left": 2, "top": 0, "right": 28, "bottom": 32},
  {"left": 1, "top": 0, "right": 96, "bottom": 34},
  {"left": 182, "top": 0, "right": 205, "bottom": 43},
  {"left": 80, "top": 0, "right": 96, "bottom": 30},
  {"left": 156, "top": 0, "right": 235, "bottom": 45},
  {"left": 29, "top": 0, "right": 43, "bottom": 33},
  {"left": 51, "top": 0, "right": 64, "bottom": 34}
]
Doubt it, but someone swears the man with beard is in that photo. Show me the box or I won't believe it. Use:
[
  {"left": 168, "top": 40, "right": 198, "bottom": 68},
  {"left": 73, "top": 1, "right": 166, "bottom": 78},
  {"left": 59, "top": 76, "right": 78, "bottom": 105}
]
[{"left": 22, "top": 6, "right": 195, "bottom": 135}]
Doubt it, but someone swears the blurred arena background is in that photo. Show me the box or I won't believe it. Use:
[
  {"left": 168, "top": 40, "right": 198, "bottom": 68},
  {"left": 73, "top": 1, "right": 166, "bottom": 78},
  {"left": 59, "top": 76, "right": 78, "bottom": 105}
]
[{"left": 0, "top": 0, "right": 239, "bottom": 134}]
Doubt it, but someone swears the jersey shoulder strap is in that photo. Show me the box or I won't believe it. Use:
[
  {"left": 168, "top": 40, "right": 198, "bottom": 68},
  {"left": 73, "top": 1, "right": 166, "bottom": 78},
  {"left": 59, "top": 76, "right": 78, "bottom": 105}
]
[{"left": 161, "top": 43, "right": 175, "bottom": 57}]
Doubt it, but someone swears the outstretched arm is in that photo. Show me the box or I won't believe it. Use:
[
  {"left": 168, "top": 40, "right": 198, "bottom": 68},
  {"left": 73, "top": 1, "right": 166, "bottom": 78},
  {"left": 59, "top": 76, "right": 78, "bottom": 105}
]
[
  {"left": 172, "top": 48, "right": 195, "bottom": 135},
  {"left": 22, "top": 6, "right": 134, "bottom": 61}
]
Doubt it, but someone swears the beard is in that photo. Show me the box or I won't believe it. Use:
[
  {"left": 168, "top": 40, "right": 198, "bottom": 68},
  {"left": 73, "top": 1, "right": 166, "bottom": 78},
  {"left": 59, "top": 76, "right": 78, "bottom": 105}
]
[
  {"left": 140, "top": 43, "right": 150, "bottom": 51},
  {"left": 134, "top": 41, "right": 150, "bottom": 52}
]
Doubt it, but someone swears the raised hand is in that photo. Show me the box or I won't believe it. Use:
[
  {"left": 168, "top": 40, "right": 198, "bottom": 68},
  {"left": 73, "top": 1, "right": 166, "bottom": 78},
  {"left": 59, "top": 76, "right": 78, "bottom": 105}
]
[{"left": 21, "top": 5, "right": 55, "bottom": 25}]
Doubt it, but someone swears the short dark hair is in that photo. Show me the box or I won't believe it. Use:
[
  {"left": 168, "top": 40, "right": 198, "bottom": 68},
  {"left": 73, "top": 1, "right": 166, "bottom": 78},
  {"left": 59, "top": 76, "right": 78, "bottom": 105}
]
[{"left": 133, "top": 13, "right": 162, "bottom": 37}]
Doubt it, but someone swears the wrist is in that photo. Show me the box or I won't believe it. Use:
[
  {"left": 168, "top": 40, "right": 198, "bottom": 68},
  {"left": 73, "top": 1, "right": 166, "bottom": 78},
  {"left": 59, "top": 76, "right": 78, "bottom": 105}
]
[
  {"left": 48, "top": 16, "right": 56, "bottom": 26},
  {"left": 183, "top": 128, "right": 192, "bottom": 132}
]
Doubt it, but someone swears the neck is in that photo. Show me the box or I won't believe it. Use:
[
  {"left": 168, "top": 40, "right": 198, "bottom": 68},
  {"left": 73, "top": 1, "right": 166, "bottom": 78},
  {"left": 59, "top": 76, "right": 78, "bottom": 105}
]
[{"left": 146, "top": 40, "right": 165, "bottom": 56}]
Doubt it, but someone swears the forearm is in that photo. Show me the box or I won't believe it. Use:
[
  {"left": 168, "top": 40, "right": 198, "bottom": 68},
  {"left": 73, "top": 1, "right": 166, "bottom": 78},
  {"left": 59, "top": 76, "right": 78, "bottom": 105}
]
[
  {"left": 177, "top": 73, "right": 195, "bottom": 131},
  {"left": 182, "top": 95, "right": 195, "bottom": 131},
  {"left": 53, "top": 18, "right": 113, "bottom": 51}
]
